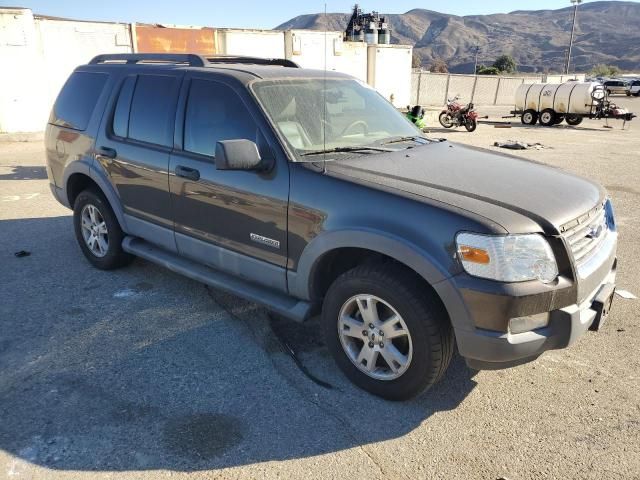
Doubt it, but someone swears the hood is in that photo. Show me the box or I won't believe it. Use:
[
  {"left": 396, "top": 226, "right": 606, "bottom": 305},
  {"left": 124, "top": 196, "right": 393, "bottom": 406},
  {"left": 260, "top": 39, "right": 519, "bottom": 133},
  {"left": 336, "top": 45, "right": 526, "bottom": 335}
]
[{"left": 322, "top": 141, "right": 604, "bottom": 233}]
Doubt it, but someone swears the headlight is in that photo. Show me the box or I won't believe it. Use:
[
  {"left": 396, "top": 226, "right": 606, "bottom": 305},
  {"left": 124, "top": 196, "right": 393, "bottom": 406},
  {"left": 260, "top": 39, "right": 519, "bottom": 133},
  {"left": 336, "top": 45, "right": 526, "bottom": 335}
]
[{"left": 456, "top": 233, "right": 558, "bottom": 283}]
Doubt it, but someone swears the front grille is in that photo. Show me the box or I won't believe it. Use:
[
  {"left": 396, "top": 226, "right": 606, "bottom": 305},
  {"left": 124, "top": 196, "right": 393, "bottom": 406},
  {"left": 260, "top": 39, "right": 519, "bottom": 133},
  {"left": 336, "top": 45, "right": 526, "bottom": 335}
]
[{"left": 561, "top": 202, "right": 609, "bottom": 267}]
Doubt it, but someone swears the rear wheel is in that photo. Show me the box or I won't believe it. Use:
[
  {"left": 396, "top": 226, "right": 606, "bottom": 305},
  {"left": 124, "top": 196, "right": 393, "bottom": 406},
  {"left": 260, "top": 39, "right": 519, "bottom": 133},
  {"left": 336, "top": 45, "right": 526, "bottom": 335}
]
[
  {"left": 565, "top": 114, "right": 583, "bottom": 126},
  {"left": 439, "top": 112, "right": 454, "bottom": 128},
  {"left": 539, "top": 109, "right": 556, "bottom": 127},
  {"left": 73, "top": 188, "right": 133, "bottom": 270},
  {"left": 521, "top": 109, "right": 538, "bottom": 125},
  {"left": 554, "top": 114, "right": 565, "bottom": 125},
  {"left": 322, "top": 263, "right": 454, "bottom": 400}
]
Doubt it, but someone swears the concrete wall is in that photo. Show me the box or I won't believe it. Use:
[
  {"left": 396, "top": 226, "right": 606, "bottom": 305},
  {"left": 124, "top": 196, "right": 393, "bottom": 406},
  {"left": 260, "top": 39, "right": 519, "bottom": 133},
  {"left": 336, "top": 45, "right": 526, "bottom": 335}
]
[
  {"left": 0, "top": 8, "right": 46, "bottom": 133},
  {"left": 367, "top": 44, "right": 412, "bottom": 107},
  {"left": 37, "top": 18, "right": 132, "bottom": 130},
  {"left": 215, "top": 29, "right": 284, "bottom": 59}
]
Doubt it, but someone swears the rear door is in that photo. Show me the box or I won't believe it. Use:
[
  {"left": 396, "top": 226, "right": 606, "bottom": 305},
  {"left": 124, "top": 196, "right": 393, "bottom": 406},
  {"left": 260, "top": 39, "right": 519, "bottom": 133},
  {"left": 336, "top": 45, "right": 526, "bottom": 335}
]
[
  {"left": 168, "top": 73, "right": 290, "bottom": 292},
  {"left": 95, "top": 69, "right": 183, "bottom": 251}
]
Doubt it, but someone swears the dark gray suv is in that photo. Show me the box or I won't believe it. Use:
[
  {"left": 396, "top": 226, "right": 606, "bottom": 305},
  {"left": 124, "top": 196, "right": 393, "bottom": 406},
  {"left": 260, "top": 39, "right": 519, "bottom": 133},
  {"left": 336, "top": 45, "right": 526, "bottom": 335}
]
[{"left": 45, "top": 54, "right": 618, "bottom": 400}]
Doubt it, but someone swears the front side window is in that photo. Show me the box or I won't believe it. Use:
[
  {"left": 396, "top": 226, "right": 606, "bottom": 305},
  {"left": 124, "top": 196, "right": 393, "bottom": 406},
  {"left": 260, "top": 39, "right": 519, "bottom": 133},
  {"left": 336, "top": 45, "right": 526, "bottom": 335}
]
[
  {"left": 252, "top": 78, "right": 420, "bottom": 160},
  {"left": 52, "top": 71, "right": 108, "bottom": 131},
  {"left": 184, "top": 79, "right": 258, "bottom": 157}
]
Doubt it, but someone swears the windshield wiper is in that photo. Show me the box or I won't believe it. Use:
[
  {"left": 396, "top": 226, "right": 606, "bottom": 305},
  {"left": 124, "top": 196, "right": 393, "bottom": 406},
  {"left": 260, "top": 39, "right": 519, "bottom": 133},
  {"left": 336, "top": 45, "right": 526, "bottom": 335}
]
[
  {"left": 300, "top": 146, "right": 394, "bottom": 157},
  {"left": 380, "top": 136, "right": 429, "bottom": 145}
]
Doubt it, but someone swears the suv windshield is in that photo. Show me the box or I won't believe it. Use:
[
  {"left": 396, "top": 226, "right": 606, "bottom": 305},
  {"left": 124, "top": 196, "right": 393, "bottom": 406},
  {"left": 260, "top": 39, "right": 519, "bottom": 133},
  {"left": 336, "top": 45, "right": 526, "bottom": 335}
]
[{"left": 252, "top": 78, "right": 423, "bottom": 160}]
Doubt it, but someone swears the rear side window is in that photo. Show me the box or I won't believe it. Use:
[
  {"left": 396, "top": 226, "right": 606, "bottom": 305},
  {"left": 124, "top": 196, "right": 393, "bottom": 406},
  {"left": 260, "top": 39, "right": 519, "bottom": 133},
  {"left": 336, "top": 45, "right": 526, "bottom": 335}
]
[
  {"left": 52, "top": 72, "right": 108, "bottom": 131},
  {"left": 183, "top": 79, "right": 258, "bottom": 157},
  {"left": 127, "top": 74, "right": 180, "bottom": 147}
]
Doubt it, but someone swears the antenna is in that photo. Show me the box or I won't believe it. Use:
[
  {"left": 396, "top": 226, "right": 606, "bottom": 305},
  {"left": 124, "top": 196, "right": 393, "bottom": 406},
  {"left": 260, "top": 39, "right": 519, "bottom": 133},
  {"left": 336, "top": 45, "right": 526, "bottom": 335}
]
[{"left": 323, "top": 2, "right": 327, "bottom": 172}]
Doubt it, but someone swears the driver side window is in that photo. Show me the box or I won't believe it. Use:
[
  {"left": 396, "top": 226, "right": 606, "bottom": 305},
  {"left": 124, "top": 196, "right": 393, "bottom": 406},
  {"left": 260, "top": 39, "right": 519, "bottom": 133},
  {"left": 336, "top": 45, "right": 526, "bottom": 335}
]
[{"left": 183, "top": 79, "right": 258, "bottom": 158}]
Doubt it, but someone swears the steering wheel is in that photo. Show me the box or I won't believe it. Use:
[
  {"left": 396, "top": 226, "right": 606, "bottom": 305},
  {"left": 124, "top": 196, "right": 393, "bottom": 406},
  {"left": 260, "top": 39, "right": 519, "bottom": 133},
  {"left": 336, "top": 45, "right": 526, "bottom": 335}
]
[{"left": 341, "top": 120, "right": 369, "bottom": 136}]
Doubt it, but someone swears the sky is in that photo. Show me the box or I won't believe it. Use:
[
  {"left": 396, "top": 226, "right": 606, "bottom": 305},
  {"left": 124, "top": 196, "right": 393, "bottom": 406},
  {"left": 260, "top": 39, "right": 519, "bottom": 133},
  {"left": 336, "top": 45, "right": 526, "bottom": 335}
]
[{"left": 12, "top": 0, "right": 640, "bottom": 29}]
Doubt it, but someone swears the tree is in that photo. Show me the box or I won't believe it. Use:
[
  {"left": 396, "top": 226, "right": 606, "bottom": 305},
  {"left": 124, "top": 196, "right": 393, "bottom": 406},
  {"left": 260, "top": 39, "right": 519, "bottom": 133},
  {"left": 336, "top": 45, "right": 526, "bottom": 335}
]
[
  {"left": 492, "top": 55, "right": 517, "bottom": 74},
  {"left": 429, "top": 58, "right": 448, "bottom": 73},
  {"left": 411, "top": 52, "right": 422, "bottom": 69},
  {"left": 476, "top": 65, "right": 500, "bottom": 75},
  {"left": 591, "top": 64, "right": 620, "bottom": 77}
]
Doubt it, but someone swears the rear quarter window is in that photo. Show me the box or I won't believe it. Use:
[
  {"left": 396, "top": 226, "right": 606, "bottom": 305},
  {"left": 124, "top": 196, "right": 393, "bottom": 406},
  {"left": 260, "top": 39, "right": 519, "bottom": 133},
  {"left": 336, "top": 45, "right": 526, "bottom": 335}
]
[{"left": 51, "top": 71, "right": 108, "bottom": 131}]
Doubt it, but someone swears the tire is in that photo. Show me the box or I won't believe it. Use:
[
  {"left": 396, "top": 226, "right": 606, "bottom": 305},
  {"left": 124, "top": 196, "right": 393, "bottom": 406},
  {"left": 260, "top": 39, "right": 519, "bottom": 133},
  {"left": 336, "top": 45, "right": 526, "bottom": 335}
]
[
  {"left": 464, "top": 118, "right": 477, "bottom": 132},
  {"left": 73, "top": 188, "right": 134, "bottom": 270},
  {"left": 626, "top": 91, "right": 631, "bottom": 97},
  {"left": 565, "top": 114, "right": 583, "bottom": 126},
  {"left": 521, "top": 109, "right": 538, "bottom": 125},
  {"left": 606, "top": 89, "right": 612, "bottom": 96},
  {"left": 554, "top": 115, "right": 565, "bottom": 125},
  {"left": 321, "top": 263, "right": 454, "bottom": 401},
  {"left": 439, "top": 112, "right": 454, "bottom": 128},
  {"left": 539, "top": 108, "right": 556, "bottom": 127}
]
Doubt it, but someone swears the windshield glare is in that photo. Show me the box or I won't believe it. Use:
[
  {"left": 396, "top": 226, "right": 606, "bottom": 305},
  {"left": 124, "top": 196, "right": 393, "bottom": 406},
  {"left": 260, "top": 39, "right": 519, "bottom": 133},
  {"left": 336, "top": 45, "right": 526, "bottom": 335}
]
[{"left": 252, "top": 78, "right": 422, "bottom": 159}]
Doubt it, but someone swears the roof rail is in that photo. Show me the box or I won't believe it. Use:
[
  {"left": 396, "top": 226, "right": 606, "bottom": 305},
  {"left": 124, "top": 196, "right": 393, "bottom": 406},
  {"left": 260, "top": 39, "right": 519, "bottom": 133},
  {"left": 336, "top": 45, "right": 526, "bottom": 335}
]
[
  {"left": 89, "top": 53, "right": 206, "bottom": 67},
  {"left": 204, "top": 55, "right": 300, "bottom": 68}
]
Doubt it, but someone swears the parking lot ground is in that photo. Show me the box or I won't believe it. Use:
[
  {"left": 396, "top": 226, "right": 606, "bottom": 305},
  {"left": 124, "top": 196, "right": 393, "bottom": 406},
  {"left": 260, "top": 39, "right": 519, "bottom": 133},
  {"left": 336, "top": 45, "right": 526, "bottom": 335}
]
[{"left": 1, "top": 97, "right": 639, "bottom": 480}]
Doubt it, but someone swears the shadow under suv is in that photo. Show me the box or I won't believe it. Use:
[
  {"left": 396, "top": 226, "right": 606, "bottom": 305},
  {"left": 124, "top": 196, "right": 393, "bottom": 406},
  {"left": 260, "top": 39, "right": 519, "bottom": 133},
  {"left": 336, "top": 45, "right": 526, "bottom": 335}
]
[{"left": 45, "top": 54, "right": 618, "bottom": 400}]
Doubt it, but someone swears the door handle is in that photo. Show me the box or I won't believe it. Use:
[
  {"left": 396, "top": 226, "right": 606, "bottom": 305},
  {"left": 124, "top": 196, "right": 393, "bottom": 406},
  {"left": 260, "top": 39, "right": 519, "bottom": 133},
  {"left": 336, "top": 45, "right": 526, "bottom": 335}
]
[
  {"left": 175, "top": 165, "right": 200, "bottom": 181},
  {"left": 96, "top": 146, "right": 117, "bottom": 159}
]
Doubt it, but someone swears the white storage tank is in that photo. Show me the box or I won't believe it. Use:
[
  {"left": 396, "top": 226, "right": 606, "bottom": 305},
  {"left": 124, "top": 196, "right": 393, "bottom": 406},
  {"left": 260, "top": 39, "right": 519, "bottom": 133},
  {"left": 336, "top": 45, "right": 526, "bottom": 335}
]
[
  {"left": 367, "top": 44, "right": 412, "bottom": 107},
  {"left": 215, "top": 29, "right": 285, "bottom": 59},
  {"left": 515, "top": 82, "right": 600, "bottom": 115}
]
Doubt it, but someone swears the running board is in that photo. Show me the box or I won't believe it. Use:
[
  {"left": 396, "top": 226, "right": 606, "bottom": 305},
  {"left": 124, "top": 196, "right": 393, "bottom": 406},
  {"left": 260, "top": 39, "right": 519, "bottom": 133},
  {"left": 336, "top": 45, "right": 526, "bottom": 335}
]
[{"left": 122, "top": 236, "right": 312, "bottom": 322}]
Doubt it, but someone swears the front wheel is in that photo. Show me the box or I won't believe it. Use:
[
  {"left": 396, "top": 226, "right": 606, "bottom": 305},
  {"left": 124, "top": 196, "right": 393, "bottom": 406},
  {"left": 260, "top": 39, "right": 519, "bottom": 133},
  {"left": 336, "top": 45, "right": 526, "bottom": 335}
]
[
  {"left": 73, "top": 188, "right": 134, "bottom": 270},
  {"left": 521, "top": 109, "right": 538, "bottom": 125},
  {"left": 322, "top": 263, "right": 454, "bottom": 400},
  {"left": 439, "top": 112, "right": 454, "bottom": 128},
  {"left": 464, "top": 118, "right": 477, "bottom": 132}
]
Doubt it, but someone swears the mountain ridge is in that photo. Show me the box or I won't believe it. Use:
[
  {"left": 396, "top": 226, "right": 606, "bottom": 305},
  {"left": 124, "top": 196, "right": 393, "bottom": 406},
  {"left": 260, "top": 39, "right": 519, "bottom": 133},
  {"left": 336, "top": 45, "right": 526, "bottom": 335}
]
[{"left": 275, "top": 1, "right": 640, "bottom": 73}]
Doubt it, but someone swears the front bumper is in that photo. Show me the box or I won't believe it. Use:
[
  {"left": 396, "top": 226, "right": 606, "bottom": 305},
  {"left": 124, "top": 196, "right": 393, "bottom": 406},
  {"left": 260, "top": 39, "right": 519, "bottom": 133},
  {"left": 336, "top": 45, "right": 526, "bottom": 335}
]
[
  {"left": 437, "top": 234, "right": 618, "bottom": 370},
  {"left": 458, "top": 263, "right": 616, "bottom": 370}
]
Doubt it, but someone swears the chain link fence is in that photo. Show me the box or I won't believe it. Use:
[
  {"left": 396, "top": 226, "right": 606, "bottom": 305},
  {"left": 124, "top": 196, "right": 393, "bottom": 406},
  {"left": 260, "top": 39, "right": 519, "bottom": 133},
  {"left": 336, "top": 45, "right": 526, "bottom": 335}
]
[{"left": 411, "top": 72, "right": 585, "bottom": 107}]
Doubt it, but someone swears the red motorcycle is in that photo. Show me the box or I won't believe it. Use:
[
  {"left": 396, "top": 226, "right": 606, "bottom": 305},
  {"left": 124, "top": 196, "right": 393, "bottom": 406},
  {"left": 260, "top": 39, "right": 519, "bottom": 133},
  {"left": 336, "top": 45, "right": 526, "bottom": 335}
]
[{"left": 439, "top": 95, "right": 478, "bottom": 132}]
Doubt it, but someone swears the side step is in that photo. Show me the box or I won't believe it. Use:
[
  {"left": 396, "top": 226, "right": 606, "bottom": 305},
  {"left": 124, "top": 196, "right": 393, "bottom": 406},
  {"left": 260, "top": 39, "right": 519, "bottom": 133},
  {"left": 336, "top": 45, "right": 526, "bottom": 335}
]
[{"left": 122, "top": 236, "right": 313, "bottom": 322}]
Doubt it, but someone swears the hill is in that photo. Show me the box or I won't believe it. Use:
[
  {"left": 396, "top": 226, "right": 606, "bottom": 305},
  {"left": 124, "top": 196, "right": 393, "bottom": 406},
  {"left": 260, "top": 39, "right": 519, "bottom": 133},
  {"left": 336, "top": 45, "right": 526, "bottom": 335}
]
[{"left": 276, "top": 1, "right": 640, "bottom": 73}]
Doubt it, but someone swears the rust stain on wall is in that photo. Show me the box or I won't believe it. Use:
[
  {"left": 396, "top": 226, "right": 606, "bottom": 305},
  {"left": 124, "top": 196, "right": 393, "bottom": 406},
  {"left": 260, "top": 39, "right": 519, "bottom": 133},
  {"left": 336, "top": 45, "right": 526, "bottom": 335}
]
[{"left": 135, "top": 25, "right": 216, "bottom": 54}]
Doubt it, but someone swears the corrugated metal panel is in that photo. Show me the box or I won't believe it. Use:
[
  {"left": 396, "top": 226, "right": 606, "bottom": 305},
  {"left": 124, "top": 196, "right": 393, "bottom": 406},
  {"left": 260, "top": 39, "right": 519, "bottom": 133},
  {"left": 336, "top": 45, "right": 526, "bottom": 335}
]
[{"left": 134, "top": 24, "right": 215, "bottom": 54}]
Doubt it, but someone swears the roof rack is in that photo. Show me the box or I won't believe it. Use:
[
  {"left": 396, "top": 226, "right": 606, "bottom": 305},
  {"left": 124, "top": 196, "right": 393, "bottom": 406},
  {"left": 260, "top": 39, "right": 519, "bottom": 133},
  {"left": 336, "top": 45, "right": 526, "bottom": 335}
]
[
  {"left": 89, "top": 53, "right": 206, "bottom": 67},
  {"left": 88, "top": 53, "right": 299, "bottom": 69},
  {"left": 204, "top": 55, "right": 300, "bottom": 68}
]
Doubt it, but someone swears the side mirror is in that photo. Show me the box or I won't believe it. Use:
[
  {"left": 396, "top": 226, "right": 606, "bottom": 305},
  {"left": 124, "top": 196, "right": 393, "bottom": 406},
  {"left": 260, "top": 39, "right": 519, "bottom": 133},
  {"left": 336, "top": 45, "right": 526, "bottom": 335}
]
[{"left": 215, "top": 139, "right": 263, "bottom": 171}]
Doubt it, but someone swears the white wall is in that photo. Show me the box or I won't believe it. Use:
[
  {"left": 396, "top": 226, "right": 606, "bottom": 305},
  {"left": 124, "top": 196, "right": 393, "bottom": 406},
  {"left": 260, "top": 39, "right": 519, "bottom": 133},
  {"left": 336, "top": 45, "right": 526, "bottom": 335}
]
[
  {"left": 36, "top": 18, "right": 132, "bottom": 127},
  {"left": 367, "top": 44, "right": 412, "bottom": 107},
  {"left": 333, "top": 41, "right": 367, "bottom": 82},
  {"left": 0, "top": 8, "right": 47, "bottom": 133},
  {"left": 216, "top": 29, "right": 284, "bottom": 59}
]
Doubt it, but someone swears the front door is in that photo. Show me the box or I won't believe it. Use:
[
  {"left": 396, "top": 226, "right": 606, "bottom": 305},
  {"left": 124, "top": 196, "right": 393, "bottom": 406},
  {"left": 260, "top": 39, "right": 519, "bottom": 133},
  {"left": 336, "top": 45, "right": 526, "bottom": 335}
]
[{"left": 169, "top": 74, "right": 290, "bottom": 292}]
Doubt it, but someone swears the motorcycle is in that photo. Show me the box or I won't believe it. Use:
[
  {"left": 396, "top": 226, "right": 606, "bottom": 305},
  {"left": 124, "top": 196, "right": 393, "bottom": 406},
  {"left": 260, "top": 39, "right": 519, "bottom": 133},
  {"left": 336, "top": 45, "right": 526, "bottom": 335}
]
[{"left": 439, "top": 95, "right": 478, "bottom": 132}]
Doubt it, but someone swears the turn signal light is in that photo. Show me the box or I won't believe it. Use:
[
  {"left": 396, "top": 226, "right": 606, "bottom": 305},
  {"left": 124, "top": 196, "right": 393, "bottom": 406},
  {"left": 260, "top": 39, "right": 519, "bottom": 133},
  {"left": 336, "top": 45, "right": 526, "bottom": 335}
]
[{"left": 458, "top": 245, "right": 490, "bottom": 264}]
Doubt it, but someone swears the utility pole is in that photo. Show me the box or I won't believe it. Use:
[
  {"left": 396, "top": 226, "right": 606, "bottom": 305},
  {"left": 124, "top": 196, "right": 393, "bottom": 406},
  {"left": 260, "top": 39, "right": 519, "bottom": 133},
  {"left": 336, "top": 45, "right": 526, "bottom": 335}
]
[
  {"left": 473, "top": 46, "right": 480, "bottom": 74},
  {"left": 565, "top": 0, "right": 582, "bottom": 74}
]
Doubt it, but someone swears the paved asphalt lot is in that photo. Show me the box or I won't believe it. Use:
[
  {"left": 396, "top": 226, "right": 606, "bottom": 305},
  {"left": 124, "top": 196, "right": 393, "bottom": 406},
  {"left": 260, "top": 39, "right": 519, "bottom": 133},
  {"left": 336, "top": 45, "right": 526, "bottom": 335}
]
[{"left": 1, "top": 97, "right": 639, "bottom": 479}]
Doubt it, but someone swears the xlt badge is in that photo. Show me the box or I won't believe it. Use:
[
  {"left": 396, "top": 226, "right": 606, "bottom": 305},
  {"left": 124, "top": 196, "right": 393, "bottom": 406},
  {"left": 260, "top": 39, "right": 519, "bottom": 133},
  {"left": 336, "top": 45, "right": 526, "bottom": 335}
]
[{"left": 250, "top": 233, "right": 280, "bottom": 249}]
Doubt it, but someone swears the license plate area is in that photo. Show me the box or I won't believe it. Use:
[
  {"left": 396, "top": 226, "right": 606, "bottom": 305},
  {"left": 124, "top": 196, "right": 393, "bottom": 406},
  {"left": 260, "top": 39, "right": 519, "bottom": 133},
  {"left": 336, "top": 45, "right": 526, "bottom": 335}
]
[{"left": 589, "top": 283, "right": 615, "bottom": 331}]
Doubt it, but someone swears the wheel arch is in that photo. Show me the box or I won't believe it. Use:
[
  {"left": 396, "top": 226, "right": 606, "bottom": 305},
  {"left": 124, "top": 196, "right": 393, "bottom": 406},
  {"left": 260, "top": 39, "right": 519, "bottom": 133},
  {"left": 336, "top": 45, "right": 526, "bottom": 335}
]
[
  {"left": 288, "top": 229, "right": 451, "bottom": 303},
  {"left": 63, "top": 161, "right": 127, "bottom": 232}
]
